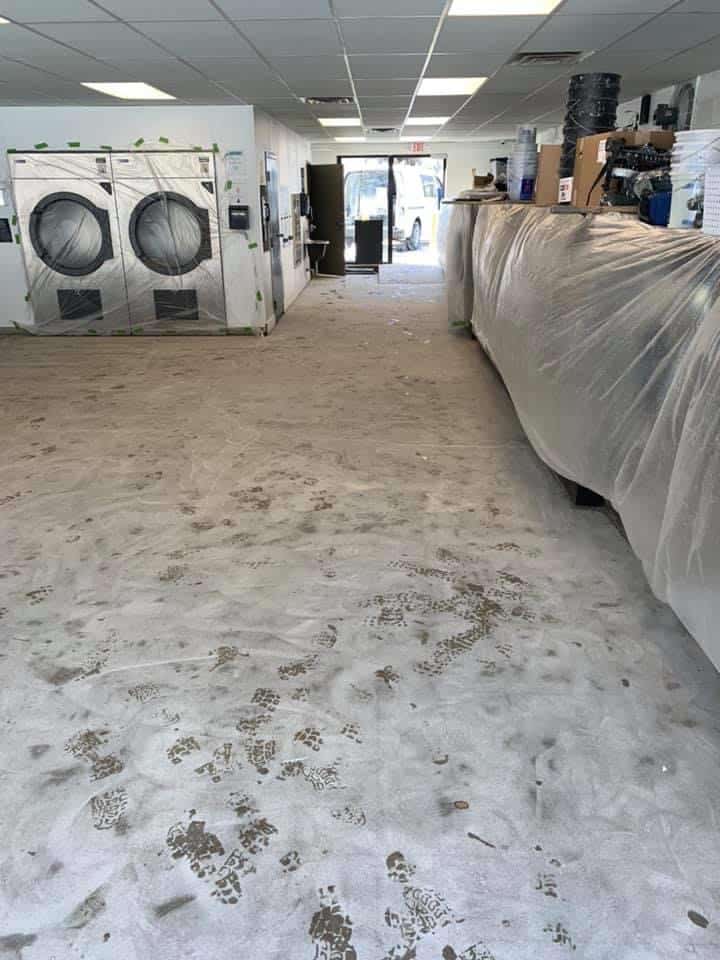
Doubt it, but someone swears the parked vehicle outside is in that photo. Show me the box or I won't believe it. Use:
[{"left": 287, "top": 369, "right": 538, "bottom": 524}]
[{"left": 344, "top": 164, "right": 439, "bottom": 251}]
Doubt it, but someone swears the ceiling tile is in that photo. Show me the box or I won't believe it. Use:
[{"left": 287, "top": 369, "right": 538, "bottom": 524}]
[
  {"left": 0, "top": 0, "right": 112, "bottom": 20},
  {"left": 558, "top": 0, "right": 673, "bottom": 10},
  {"left": 309, "top": 101, "right": 360, "bottom": 116},
  {"left": 0, "top": 25, "right": 73, "bottom": 55},
  {"left": 335, "top": 0, "right": 444, "bottom": 12},
  {"left": 608, "top": 12, "right": 720, "bottom": 51},
  {"left": 186, "top": 58, "right": 289, "bottom": 94},
  {"left": 362, "top": 110, "right": 407, "bottom": 122},
  {"left": 435, "top": 16, "right": 544, "bottom": 55},
  {"left": 19, "top": 54, "right": 128, "bottom": 80},
  {"left": 269, "top": 56, "right": 348, "bottom": 82},
  {"left": 408, "top": 94, "right": 469, "bottom": 113},
  {"left": 340, "top": 18, "right": 436, "bottom": 54},
  {"left": 217, "top": 0, "right": 332, "bottom": 17},
  {"left": 35, "top": 22, "right": 174, "bottom": 59},
  {"left": 133, "top": 22, "right": 257, "bottom": 58},
  {"left": 425, "top": 53, "right": 509, "bottom": 78},
  {"left": 401, "top": 124, "right": 443, "bottom": 136},
  {"left": 482, "top": 65, "right": 571, "bottom": 95},
  {"left": 238, "top": 20, "right": 341, "bottom": 57},
  {"left": 524, "top": 13, "right": 655, "bottom": 50},
  {"left": 349, "top": 54, "right": 426, "bottom": 78},
  {"left": 354, "top": 78, "right": 418, "bottom": 95},
  {"left": 96, "top": 0, "right": 224, "bottom": 18},
  {"left": 359, "top": 96, "right": 413, "bottom": 108},
  {"left": 651, "top": 36, "right": 720, "bottom": 78}
]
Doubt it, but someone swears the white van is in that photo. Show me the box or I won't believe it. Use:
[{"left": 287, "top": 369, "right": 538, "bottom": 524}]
[{"left": 344, "top": 164, "right": 441, "bottom": 251}]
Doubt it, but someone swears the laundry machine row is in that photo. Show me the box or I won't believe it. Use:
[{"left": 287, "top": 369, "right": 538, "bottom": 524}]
[{"left": 10, "top": 151, "right": 227, "bottom": 335}]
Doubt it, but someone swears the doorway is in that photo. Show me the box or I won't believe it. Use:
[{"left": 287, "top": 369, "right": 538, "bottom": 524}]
[
  {"left": 264, "top": 152, "right": 285, "bottom": 319},
  {"left": 339, "top": 154, "right": 446, "bottom": 269}
]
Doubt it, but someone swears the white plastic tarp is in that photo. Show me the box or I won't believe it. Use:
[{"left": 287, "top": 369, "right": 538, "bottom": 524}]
[{"left": 464, "top": 203, "right": 720, "bottom": 669}]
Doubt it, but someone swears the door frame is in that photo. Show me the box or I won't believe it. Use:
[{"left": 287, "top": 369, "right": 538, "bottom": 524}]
[
  {"left": 264, "top": 151, "right": 284, "bottom": 320},
  {"left": 337, "top": 153, "right": 447, "bottom": 265}
]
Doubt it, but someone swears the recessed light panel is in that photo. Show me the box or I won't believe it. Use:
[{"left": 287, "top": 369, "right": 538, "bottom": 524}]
[
  {"left": 449, "top": 0, "right": 560, "bottom": 13},
  {"left": 334, "top": 137, "right": 368, "bottom": 142},
  {"left": 318, "top": 118, "right": 362, "bottom": 127},
  {"left": 82, "top": 82, "right": 175, "bottom": 100},
  {"left": 406, "top": 117, "right": 450, "bottom": 126},
  {"left": 418, "top": 78, "right": 487, "bottom": 97}
]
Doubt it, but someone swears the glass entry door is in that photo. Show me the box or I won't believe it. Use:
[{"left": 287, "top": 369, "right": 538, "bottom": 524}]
[
  {"left": 340, "top": 154, "right": 447, "bottom": 266},
  {"left": 341, "top": 156, "right": 390, "bottom": 265}
]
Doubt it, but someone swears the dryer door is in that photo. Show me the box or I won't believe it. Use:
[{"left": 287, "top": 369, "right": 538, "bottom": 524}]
[
  {"left": 30, "top": 192, "right": 113, "bottom": 277},
  {"left": 129, "top": 191, "right": 211, "bottom": 276}
]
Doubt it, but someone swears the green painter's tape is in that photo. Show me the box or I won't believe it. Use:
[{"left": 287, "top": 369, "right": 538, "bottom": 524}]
[
  {"left": 239, "top": 326, "right": 255, "bottom": 336},
  {"left": 248, "top": 242, "right": 258, "bottom": 250},
  {"left": 159, "top": 136, "right": 169, "bottom": 144},
  {"left": 134, "top": 138, "right": 145, "bottom": 148},
  {"left": 14, "top": 234, "right": 21, "bottom": 244},
  {"left": 100, "top": 145, "right": 113, "bottom": 152},
  {"left": 7, "top": 148, "right": 16, "bottom": 154},
  {"left": 192, "top": 145, "right": 203, "bottom": 152},
  {"left": 256, "top": 291, "right": 263, "bottom": 302},
  {"left": 34, "top": 142, "right": 48, "bottom": 150},
  {"left": 11, "top": 214, "right": 17, "bottom": 226},
  {"left": 212, "top": 143, "right": 220, "bottom": 153},
  {"left": 68, "top": 141, "right": 81, "bottom": 148},
  {"left": 224, "top": 180, "right": 233, "bottom": 191},
  {"left": 24, "top": 293, "right": 30, "bottom": 302}
]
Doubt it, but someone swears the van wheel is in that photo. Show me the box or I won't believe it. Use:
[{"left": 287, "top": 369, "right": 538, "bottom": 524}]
[{"left": 406, "top": 220, "right": 422, "bottom": 251}]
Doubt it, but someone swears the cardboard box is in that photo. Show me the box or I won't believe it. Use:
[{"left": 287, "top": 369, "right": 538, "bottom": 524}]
[
  {"left": 572, "top": 129, "right": 675, "bottom": 208},
  {"left": 534, "top": 145, "right": 562, "bottom": 205}
]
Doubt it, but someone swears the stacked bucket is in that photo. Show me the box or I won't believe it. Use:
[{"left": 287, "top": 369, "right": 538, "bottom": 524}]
[
  {"left": 669, "top": 130, "right": 720, "bottom": 229},
  {"left": 559, "top": 72, "right": 621, "bottom": 180},
  {"left": 507, "top": 126, "right": 538, "bottom": 202}
]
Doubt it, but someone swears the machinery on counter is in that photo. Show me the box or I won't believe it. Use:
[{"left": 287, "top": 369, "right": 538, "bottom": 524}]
[
  {"left": 10, "top": 152, "right": 130, "bottom": 334},
  {"left": 111, "top": 152, "right": 226, "bottom": 334}
]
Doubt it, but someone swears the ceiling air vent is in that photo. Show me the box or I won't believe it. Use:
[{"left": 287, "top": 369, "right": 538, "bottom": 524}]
[
  {"left": 302, "top": 96, "right": 354, "bottom": 105},
  {"left": 510, "top": 51, "right": 583, "bottom": 67},
  {"left": 369, "top": 127, "right": 398, "bottom": 135}
]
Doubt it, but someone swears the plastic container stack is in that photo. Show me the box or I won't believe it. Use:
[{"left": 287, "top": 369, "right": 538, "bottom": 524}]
[
  {"left": 507, "top": 126, "right": 538, "bottom": 202},
  {"left": 559, "top": 72, "right": 621, "bottom": 180},
  {"left": 669, "top": 129, "right": 720, "bottom": 229}
]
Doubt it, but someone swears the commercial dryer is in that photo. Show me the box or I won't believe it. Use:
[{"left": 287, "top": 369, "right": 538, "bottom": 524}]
[
  {"left": 10, "top": 152, "right": 130, "bottom": 334},
  {"left": 111, "top": 152, "right": 226, "bottom": 333}
]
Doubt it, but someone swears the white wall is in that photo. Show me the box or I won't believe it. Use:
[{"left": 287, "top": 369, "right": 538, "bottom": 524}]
[
  {"left": 311, "top": 139, "right": 510, "bottom": 199},
  {"left": 0, "top": 105, "right": 311, "bottom": 334},
  {"left": 254, "top": 112, "right": 312, "bottom": 326},
  {"left": 694, "top": 69, "right": 720, "bottom": 129}
]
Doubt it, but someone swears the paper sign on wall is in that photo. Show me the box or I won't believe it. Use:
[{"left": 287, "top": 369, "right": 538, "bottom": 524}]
[
  {"left": 558, "top": 176, "right": 573, "bottom": 204},
  {"left": 597, "top": 139, "right": 608, "bottom": 163}
]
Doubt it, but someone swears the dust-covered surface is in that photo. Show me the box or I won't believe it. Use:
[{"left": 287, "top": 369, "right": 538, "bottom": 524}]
[{"left": 1, "top": 276, "right": 719, "bottom": 959}]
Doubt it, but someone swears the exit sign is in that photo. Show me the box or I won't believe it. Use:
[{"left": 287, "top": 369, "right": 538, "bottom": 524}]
[{"left": 409, "top": 142, "right": 425, "bottom": 153}]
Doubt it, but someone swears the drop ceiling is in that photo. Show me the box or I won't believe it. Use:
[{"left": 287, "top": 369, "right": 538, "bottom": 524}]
[{"left": 0, "top": 0, "right": 714, "bottom": 142}]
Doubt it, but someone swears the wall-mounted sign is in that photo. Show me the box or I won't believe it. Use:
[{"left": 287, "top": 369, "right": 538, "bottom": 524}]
[{"left": 409, "top": 142, "right": 426, "bottom": 154}]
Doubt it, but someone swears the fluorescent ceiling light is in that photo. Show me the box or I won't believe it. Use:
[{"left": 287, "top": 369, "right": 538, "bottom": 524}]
[
  {"left": 82, "top": 82, "right": 175, "bottom": 100},
  {"left": 418, "top": 77, "right": 487, "bottom": 97},
  {"left": 318, "top": 117, "right": 362, "bottom": 127},
  {"left": 449, "top": 0, "right": 560, "bottom": 13},
  {"left": 399, "top": 136, "right": 432, "bottom": 142},
  {"left": 406, "top": 117, "right": 450, "bottom": 126},
  {"left": 334, "top": 136, "right": 367, "bottom": 142}
]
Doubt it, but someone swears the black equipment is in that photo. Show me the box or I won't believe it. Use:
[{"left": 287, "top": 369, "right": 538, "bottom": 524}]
[{"left": 586, "top": 138, "right": 672, "bottom": 208}]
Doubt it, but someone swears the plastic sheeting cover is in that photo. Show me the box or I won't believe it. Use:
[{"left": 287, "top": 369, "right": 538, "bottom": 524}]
[
  {"left": 466, "top": 203, "right": 720, "bottom": 669},
  {"left": 8, "top": 148, "right": 253, "bottom": 336}
]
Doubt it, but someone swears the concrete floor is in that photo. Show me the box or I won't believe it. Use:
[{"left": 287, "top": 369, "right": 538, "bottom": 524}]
[{"left": 1, "top": 276, "right": 720, "bottom": 960}]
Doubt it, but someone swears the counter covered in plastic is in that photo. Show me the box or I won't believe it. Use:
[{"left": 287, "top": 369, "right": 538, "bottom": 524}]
[{"left": 455, "top": 202, "right": 720, "bottom": 669}]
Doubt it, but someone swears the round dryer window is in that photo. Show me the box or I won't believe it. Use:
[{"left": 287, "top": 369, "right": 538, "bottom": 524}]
[
  {"left": 30, "top": 193, "right": 112, "bottom": 277},
  {"left": 129, "top": 191, "right": 211, "bottom": 277}
]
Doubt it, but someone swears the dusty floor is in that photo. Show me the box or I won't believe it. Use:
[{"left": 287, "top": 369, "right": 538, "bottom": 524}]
[{"left": 1, "top": 276, "right": 720, "bottom": 960}]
